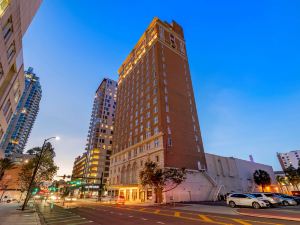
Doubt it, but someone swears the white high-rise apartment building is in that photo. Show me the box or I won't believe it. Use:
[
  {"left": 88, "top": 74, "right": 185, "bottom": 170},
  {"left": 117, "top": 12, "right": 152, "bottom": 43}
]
[{"left": 277, "top": 150, "right": 300, "bottom": 170}]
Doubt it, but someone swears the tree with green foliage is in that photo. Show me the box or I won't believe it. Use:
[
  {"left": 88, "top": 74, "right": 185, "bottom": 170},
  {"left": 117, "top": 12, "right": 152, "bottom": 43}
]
[
  {"left": 0, "top": 158, "right": 15, "bottom": 180},
  {"left": 19, "top": 143, "right": 59, "bottom": 195},
  {"left": 253, "top": 169, "right": 271, "bottom": 192},
  {"left": 139, "top": 161, "right": 186, "bottom": 203},
  {"left": 284, "top": 165, "right": 300, "bottom": 191}
]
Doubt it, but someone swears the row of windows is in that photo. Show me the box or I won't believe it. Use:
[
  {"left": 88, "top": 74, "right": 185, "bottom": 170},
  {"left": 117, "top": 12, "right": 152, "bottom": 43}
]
[{"left": 111, "top": 138, "right": 160, "bottom": 165}]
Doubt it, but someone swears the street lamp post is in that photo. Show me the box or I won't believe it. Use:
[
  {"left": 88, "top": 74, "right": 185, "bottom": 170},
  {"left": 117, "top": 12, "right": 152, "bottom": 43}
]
[{"left": 21, "top": 136, "right": 59, "bottom": 211}]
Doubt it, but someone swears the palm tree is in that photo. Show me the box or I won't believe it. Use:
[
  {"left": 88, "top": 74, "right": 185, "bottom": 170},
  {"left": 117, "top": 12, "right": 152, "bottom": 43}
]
[
  {"left": 276, "top": 176, "right": 287, "bottom": 193},
  {"left": 284, "top": 165, "right": 300, "bottom": 191},
  {"left": 253, "top": 170, "right": 271, "bottom": 192},
  {"left": 0, "top": 158, "right": 15, "bottom": 180}
]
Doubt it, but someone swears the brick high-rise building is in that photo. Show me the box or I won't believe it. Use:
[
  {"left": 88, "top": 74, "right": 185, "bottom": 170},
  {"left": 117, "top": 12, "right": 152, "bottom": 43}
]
[
  {"left": 108, "top": 18, "right": 207, "bottom": 202},
  {"left": 0, "top": 0, "right": 42, "bottom": 155}
]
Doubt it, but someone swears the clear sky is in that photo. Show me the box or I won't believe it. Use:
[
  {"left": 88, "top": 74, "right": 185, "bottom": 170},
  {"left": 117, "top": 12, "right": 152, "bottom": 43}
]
[{"left": 23, "top": 0, "right": 300, "bottom": 176}]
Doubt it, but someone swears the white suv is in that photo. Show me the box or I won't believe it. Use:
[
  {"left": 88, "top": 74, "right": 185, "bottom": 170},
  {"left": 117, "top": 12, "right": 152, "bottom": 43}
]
[
  {"left": 251, "top": 193, "right": 282, "bottom": 206},
  {"left": 227, "top": 193, "right": 270, "bottom": 209}
]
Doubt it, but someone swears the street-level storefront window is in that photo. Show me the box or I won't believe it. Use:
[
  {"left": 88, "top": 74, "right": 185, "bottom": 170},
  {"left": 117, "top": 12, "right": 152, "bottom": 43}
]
[
  {"left": 126, "top": 190, "right": 130, "bottom": 200},
  {"left": 132, "top": 189, "right": 137, "bottom": 201},
  {"left": 139, "top": 191, "right": 145, "bottom": 202},
  {"left": 147, "top": 189, "right": 152, "bottom": 200}
]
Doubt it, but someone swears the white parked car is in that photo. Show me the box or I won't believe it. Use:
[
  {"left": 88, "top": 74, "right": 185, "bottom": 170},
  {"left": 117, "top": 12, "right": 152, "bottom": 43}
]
[
  {"left": 227, "top": 193, "right": 270, "bottom": 209},
  {"left": 251, "top": 193, "right": 282, "bottom": 206}
]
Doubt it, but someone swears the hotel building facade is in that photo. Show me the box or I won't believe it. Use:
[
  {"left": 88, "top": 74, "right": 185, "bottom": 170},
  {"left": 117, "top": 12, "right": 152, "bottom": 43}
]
[
  {"left": 0, "top": 0, "right": 42, "bottom": 155},
  {"left": 108, "top": 18, "right": 207, "bottom": 202}
]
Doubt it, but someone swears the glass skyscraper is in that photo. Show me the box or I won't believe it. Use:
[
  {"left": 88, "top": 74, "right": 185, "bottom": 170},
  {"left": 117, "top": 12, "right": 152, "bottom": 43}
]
[{"left": 0, "top": 67, "right": 42, "bottom": 157}]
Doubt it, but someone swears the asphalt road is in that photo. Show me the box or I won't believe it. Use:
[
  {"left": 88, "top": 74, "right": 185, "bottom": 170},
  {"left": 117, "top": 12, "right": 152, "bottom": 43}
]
[{"left": 38, "top": 203, "right": 300, "bottom": 225}]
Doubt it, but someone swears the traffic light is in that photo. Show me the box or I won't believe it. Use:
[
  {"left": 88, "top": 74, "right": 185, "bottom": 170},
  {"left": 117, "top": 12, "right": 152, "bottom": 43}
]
[
  {"left": 32, "top": 187, "right": 39, "bottom": 195},
  {"left": 48, "top": 186, "right": 58, "bottom": 192}
]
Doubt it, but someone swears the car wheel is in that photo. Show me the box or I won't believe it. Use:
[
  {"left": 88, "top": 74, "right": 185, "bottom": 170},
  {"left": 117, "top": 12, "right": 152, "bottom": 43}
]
[
  {"left": 283, "top": 201, "right": 289, "bottom": 206},
  {"left": 252, "top": 202, "right": 261, "bottom": 209},
  {"left": 6, "top": 200, "right": 11, "bottom": 203},
  {"left": 229, "top": 201, "right": 236, "bottom": 208}
]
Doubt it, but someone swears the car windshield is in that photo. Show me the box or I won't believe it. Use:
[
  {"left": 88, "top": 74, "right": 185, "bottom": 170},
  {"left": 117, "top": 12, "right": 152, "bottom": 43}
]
[
  {"left": 252, "top": 194, "right": 262, "bottom": 197},
  {"left": 264, "top": 194, "right": 275, "bottom": 197},
  {"left": 246, "top": 194, "right": 255, "bottom": 198}
]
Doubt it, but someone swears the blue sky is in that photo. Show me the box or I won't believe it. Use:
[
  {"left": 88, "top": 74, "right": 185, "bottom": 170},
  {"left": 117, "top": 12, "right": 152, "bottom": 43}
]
[{"left": 24, "top": 0, "right": 300, "bottom": 175}]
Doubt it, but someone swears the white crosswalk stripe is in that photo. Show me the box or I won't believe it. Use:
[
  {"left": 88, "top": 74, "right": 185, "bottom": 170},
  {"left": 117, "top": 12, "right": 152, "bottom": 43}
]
[{"left": 38, "top": 204, "right": 93, "bottom": 225}]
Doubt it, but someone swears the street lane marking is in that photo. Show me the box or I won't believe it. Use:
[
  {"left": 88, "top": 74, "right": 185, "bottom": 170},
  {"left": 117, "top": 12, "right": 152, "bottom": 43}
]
[
  {"left": 232, "top": 219, "right": 252, "bottom": 225},
  {"left": 141, "top": 218, "right": 148, "bottom": 220},
  {"left": 157, "top": 222, "right": 165, "bottom": 224},
  {"left": 109, "top": 206, "right": 230, "bottom": 225},
  {"left": 129, "top": 215, "right": 134, "bottom": 217},
  {"left": 199, "top": 215, "right": 215, "bottom": 223},
  {"left": 46, "top": 215, "right": 81, "bottom": 221},
  {"left": 174, "top": 212, "right": 180, "bottom": 217}
]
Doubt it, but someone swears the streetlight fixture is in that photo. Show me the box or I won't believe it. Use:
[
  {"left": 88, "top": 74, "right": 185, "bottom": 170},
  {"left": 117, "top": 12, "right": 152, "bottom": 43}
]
[{"left": 21, "top": 136, "right": 60, "bottom": 211}]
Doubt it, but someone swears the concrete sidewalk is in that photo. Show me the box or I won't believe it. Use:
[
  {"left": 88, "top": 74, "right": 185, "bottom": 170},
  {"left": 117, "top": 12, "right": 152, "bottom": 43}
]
[
  {"left": 0, "top": 202, "right": 41, "bottom": 225},
  {"left": 237, "top": 206, "right": 300, "bottom": 222}
]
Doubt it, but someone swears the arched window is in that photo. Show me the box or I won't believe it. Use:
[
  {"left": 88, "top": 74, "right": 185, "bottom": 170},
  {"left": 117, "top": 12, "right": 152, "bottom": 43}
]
[
  {"left": 132, "top": 162, "right": 137, "bottom": 184},
  {"left": 126, "top": 164, "right": 131, "bottom": 184},
  {"left": 121, "top": 166, "right": 126, "bottom": 184}
]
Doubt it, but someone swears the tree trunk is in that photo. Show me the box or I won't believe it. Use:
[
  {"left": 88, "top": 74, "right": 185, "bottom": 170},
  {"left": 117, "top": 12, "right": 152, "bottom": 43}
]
[
  {"left": 154, "top": 187, "right": 163, "bottom": 203},
  {"left": 0, "top": 190, "right": 6, "bottom": 202},
  {"left": 261, "top": 185, "right": 265, "bottom": 192}
]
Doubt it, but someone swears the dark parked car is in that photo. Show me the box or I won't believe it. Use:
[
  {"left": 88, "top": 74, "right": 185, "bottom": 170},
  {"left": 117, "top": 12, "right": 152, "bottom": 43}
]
[{"left": 275, "top": 193, "right": 300, "bottom": 205}]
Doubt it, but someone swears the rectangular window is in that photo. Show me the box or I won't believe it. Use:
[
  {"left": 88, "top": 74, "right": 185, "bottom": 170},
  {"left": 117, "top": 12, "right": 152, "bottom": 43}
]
[
  {"left": 166, "top": 105, "right": 169, "bottom": 112},
  {"left": 7, "top": 41, "right": 16, "bottom": 61},
  {"left": 0, "top": 63, "right": 4, "bottom": 81},
  {"left": 6, "top": 108, "right": 12, "bottom": 122},
  {"left": 2, "top": 16, "right": 13, "bottom": 42},
  {"left": 146, "top": 131, "right": 151, "bottom": 139},
  {"left": 154, "top": 116, "right": 158, "bottom": 124},
  {"left": 197, "top": 161, "right": 202, "bottom": 170},
  {"left": 2, "top": 99, "right": 11, "bottom": 116},
  {"left": 0, "top": 126, "right": 3, "bottom": 140},
  {"left": 153, "top": 97, "right": 157, "bottom": 104},
  {"left": 155, "top": 155, "right": 159, "bottom": 162},
  {"left": 167, "top": 135, "right": 172, "bottom": 147},
  {"left": 154, "top": 126, "right": 159, "bottom": 134},
  {"left": 154, "top": 138, "right": 159, "bottom": 148},
  {"left": 166, "top": 116, "right": 170, "bottom": 123}
]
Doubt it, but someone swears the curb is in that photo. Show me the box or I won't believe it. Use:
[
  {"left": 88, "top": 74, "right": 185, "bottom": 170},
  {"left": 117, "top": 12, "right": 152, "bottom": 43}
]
[{"left": 237, "top": 211, "right": 300, "bottom": 222}]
